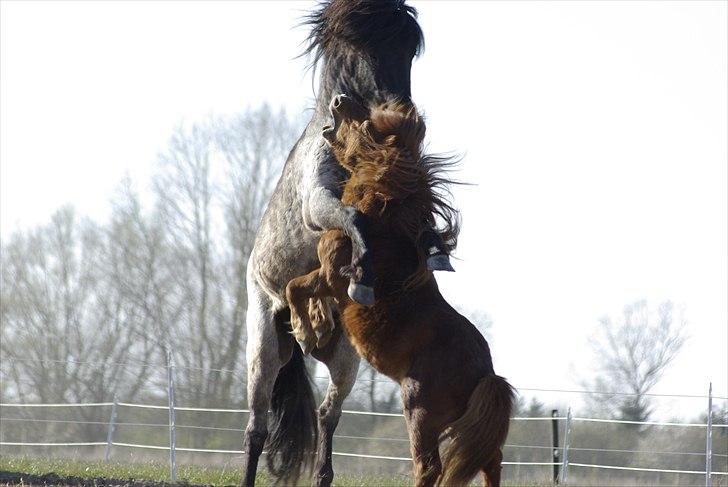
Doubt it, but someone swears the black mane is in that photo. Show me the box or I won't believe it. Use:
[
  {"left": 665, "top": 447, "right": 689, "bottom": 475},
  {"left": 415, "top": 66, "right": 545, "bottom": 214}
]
[{"left": 301, "top": 0, "right": 424, "bottom": 106}]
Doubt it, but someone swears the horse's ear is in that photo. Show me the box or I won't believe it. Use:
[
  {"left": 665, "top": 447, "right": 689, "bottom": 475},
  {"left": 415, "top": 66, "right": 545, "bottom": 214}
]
[
  {"left": 330, "top": 94, "right": 368, "bottom": 122},
  {"left": 323, "top": 94, "right": 367, "bottom": 147}
]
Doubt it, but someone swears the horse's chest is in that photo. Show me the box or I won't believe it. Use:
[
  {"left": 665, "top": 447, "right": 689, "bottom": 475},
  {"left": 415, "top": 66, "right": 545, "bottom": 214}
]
[{"left": 342, "top": 306, "right": 412, "bottom": 381}]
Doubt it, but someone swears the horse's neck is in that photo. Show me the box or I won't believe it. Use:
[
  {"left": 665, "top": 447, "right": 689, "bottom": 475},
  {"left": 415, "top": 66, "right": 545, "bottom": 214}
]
[{"left": 317, "top": 49, "right": 413, "bottom": 111}]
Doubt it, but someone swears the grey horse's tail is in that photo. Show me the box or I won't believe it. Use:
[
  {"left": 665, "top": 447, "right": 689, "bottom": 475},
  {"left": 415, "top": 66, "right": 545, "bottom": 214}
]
[{"left": 266, "top": 344, "right": 318, "bottom": 485}]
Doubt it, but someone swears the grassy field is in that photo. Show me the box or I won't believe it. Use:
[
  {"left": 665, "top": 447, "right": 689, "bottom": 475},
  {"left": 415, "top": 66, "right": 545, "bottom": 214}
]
[
  {"left": 0, "top": 456, "right": 416, "bottom": 486},
  {"left": 0, "top": 456, "right": 552, "bottom": 486}
]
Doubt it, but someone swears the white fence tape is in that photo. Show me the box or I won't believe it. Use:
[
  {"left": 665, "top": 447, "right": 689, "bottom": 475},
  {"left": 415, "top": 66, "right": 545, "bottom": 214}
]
[
  {"left": 5, "top": 440, "right": 723, "bottom": 476},
  {"left": 0, "top": 441, "right": 106, "bottom": 447},
  {"left": 0, "top": 402, "right": 113, "bottom": 408},
  {"left": 573, "top": 417, "right": 728, "bottom": 428},
  {"left": 569, "top": 463, "right": 728, "bottom": 476},
  {"left": 5, "top": 402, "right": 722, "bottom": 428},
  {"left": 2, "top": 399, "right": 726, "bottom": 478}
]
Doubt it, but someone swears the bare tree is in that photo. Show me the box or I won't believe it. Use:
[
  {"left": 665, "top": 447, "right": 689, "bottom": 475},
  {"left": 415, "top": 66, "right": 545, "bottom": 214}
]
[
  {"left": 216, "top": 104, "right": 301, "bottom": 402},
  {"left": 152, "top": 120, "right": 221, "bottom": 407},
  {"left": 582, "top": 300, "right": 687, "bottom": 422},
  {"left": 0, "top": 104, "right": 299, "bottom": 445},
  {"left": 512, "top": 397, "right": 547, "bottom": 418},
  {"left": 105, "top": 179, "right": 180, "bottom": 393},
  {"left": 149, "top": 106, "right": 300, "bottom": 413},
  {"left": 0, "top": 206, "right": 155, "bottom": 439}
]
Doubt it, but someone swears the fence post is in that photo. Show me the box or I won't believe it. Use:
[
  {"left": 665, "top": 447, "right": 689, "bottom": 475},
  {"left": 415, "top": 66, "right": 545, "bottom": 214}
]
[
  {"left": 104, "top": 392, "right": 118, "bottom": 462},
  {"left": 167, "top": 350, "right": 177, "bottom": 483},
  {"left": 706, "top": 382, "right": 713, "bottom": 487},
  {"left": 551, "top": 409, "right": 560, "bottom": 484},
  {"left": 559, "top": 407, "right": 572, "bottom": 484}
]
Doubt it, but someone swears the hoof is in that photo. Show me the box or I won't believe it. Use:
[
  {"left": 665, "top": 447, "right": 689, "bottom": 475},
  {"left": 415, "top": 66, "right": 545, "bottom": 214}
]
[
  {"left": 427, "top": 254, "right": 455, "bottom": 272},
  {"left": 348, "top": 282, "right": 375, "bottom": 306}
]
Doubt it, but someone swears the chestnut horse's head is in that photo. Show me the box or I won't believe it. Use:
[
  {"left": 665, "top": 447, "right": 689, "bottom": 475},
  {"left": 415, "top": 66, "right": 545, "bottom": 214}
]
[
  {"left": 324, "top": 95, "right": 426, "bottom": 197},
  {"left": 323, "top": 94, "right": 460, "bottom": 277}
]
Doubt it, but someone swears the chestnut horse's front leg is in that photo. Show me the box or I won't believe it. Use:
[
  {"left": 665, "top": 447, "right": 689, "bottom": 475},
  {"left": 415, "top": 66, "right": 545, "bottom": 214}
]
[
  {"left": 286, "top": 230, "right": 352, "bottom": 355},
  {"left": 304, "top": 185, "right": 374, "bottom": 305},
  {"left": 308, "top": 298, "right": 336, "bottom": 349},
  {"left": 286, "top": 269, "right": 328, "bottom": 355}
]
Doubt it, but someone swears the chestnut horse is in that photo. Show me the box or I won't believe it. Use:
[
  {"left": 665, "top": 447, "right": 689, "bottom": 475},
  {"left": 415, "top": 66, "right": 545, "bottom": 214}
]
[{"left": 286, "top": 96, "right": 514, "bottom": 487}]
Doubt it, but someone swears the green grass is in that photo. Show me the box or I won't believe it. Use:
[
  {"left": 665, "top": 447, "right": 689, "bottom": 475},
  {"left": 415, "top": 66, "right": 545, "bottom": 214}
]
[
  {"left": 0, "top": 456, "right": 547, "bottom": 486},
  {"left": 0, "top": 456, "right": 415, "bottom": 486},
  {"left": 2, "top": 456, "right": 242, "bottom": 485}
]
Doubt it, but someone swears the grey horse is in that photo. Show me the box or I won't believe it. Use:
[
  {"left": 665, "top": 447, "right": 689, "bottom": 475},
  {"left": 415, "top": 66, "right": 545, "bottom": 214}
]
[{"left": 240, "top": 1, "right": 451, "bottom": 485}]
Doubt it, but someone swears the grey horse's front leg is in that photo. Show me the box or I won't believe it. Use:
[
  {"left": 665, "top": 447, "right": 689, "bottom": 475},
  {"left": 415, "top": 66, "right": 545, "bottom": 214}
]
[{"left": 306, "top": 186, "right": 374, "bottom": 305}]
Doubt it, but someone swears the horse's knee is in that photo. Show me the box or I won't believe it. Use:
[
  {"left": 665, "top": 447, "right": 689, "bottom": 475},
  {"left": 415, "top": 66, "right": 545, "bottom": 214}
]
[
  {"left": 243, "top": 418, "right": 268, "bottom": 455},
  {"left": 285, "top": 279, "right": 302, "bottom": 307},
  {"left": 244, "top": 429, "right": 267, "bottom": 453},
  {"left": 318, "top": 404, "right": 342, "bottom": 429}
]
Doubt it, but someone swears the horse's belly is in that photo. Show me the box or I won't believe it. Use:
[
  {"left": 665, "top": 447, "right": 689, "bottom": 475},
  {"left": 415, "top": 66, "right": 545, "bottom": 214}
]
[
  {"left": 251, "top": 196, "right": 323, "bottom": 302},
  {"left": 249, "top": 125, "right": 346, "bottom": 303}
]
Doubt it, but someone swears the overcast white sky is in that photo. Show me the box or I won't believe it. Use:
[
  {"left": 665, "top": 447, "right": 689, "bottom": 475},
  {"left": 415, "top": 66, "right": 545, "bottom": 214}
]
[{"left": 1, "top": 1, "right": 726, "bottom": 416}]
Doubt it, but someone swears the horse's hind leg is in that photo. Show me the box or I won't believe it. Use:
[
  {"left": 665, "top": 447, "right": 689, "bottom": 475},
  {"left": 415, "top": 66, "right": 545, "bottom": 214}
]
[
  {"left": 311, "top": 327, "right": 359, "bottom": 487},
  {"left": 409, "top": 431, "right": 442, "bottom": 487},
  {"left": 241, "top": 280, "right": 291, "bottom": 487},
  {"left": 481, "top": 449, "right": 503, "bottom": 487},
  {"left": 402, "top": 408, "right": 443, "bottom": 487}
]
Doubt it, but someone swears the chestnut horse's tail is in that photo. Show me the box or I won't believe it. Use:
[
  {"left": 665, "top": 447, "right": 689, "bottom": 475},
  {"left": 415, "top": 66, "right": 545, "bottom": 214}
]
[{"left": 438, "top": 375, "right": 515, "bottom": 487}]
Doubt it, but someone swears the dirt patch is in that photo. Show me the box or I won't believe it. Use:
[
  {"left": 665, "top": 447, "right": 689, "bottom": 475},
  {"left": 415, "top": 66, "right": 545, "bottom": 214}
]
[{"left": 0, "top": 471, "right": 234, "bottom": 487}]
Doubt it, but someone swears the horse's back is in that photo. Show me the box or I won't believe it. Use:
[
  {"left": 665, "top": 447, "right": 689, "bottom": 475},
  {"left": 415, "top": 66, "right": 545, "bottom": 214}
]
[
  {"left": 402, "top": 292, "right": 497, "bottom": 414},
  {"left": 423, "top": 297, "right": 494, "bottom": 376}
]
